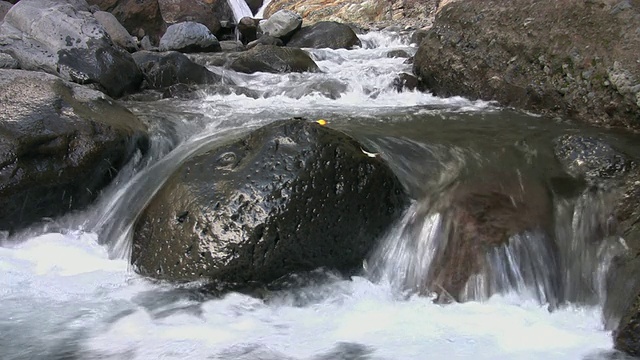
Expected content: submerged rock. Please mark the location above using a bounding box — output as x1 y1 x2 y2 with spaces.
132 118 408 285
286 21 361 49
133 51 223 90
426 171 555 301
229 44 319 74
0 69 149 233
413 0 640 129
0 0 142 97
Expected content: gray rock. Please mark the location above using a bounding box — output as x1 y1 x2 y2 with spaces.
93 10 138 52
258 9 302 40
159 21 221 53
0 0 142 97
247 34 283 49
286 21 361 50
0 52 17 68
140 35 155 51
229 44 318 74
0 69 149 233
132 50 223 89
132 118 408 284
0 1 11 22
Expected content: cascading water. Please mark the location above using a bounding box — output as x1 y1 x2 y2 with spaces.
227 0 253 22
0 31 636 359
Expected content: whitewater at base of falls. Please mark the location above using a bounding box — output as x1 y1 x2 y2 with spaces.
1 30 636 360
0 231 617 360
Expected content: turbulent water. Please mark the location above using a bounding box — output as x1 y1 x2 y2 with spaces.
1 31 637 359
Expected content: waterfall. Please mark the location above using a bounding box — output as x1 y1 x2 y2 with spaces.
367 183 625 308
227 0 253 22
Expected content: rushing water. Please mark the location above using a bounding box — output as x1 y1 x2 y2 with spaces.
1 31 637 359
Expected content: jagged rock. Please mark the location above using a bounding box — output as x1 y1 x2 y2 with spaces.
229 44 318 73
159 21 221 52
286 21 361 49
157 0 222 36
264 0 436 28
86 0 118 11
133 50 223 89
413 0 640 130
258 9 301 41
132 118 408 284
93 10 138 52
0 0 142 97
0 52 18 68
0 69 149 233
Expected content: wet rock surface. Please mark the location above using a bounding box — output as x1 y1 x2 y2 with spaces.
133 51 223 90
286 21 361 49
132 118 408 285
228 44 319 74
413 0 640 130
0 69 149 233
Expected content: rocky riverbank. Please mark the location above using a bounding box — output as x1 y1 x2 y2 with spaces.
2 0 640 357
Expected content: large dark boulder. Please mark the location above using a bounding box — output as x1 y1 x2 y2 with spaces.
286 21 361 49
0 69 149 233
413 0 640 130
132 50 223 89
0 0 143 97
229 44 319 73
132 118 408 284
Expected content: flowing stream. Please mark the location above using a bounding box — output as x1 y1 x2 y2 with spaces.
1 31 638 359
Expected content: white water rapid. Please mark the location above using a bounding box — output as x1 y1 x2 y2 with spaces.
0 31 632 359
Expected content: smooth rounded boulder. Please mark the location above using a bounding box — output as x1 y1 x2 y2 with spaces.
93 10 138 52
229 44 319 73
0 69 149 233
159 21 221 53
286 21 361 50
132 118 408 284
0 0 142 97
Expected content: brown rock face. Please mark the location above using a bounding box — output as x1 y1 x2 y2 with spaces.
427 172 555 299
264 0 436 28
413 0 640 130
110 0 167 44
158 0 222 36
